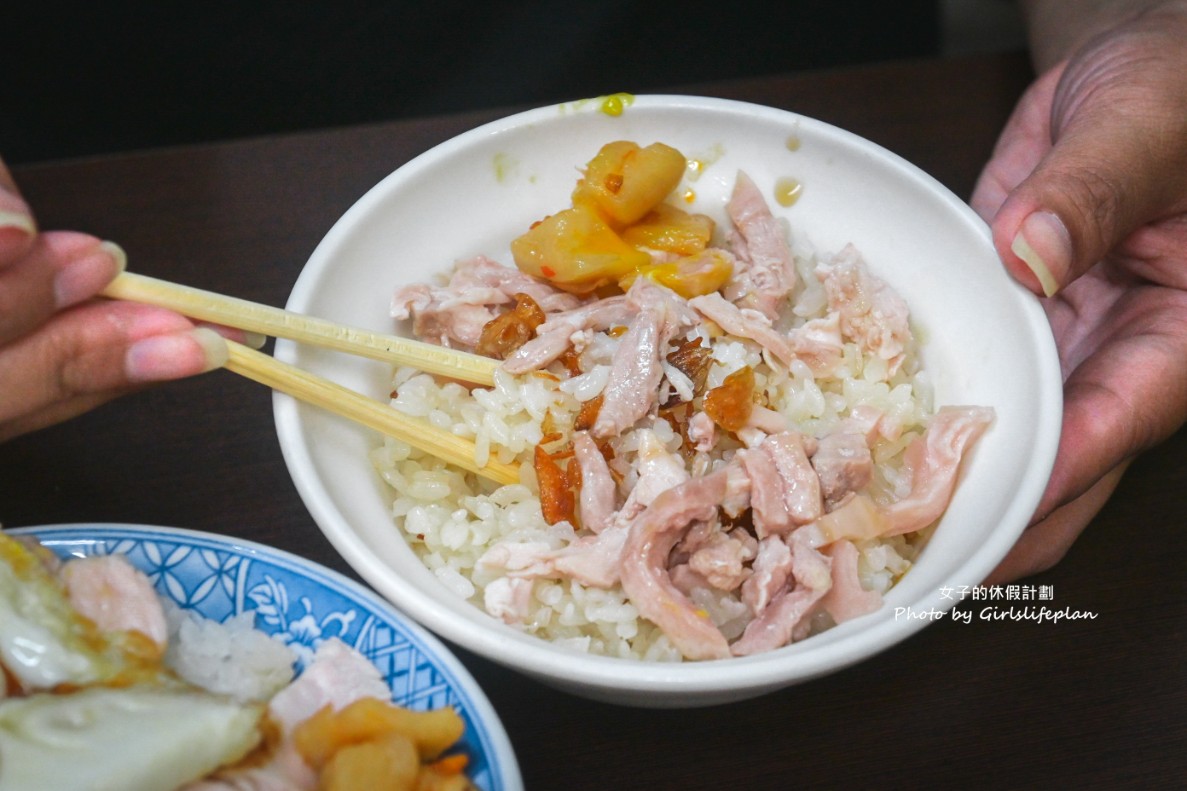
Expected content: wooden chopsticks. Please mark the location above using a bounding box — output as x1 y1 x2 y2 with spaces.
102 272 499 386
102 272 519 486
225 342 520 485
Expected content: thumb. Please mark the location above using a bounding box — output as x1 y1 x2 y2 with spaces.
992 9 1187 296
0 157 36 266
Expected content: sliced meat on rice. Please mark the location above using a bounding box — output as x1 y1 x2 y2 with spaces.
787 312 845 376
762 431 823 527
390 282 495 348
731 529 833 656
591 281 697 439
573 431 618 534
736 432 823 538
722 171 797 321
688 291 796 368
502 295 634 374
883 405 994 536
680 523 755 592
447 255 583 313
817 244 912 376
811 405 994 543
818 540 883 624
811 430 874 510
741 535 793 617
393 255 580 349
620 470 732 660
736 447 789 538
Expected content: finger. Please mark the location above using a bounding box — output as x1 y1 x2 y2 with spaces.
1040 289 1187 519
0 301 228 442
0 157 36 267
0 233 126 345
984 462 1128 585
990 15 1187 296
970 67 1060 226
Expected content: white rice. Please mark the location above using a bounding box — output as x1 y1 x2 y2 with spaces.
163 600 297 703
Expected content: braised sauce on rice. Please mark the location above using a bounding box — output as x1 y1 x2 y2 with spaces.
378 140 993 661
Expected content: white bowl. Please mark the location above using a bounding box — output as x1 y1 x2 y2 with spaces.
274 95 1061 707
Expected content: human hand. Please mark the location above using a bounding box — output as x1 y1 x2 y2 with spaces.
971 1 1187 582
0 157 232 442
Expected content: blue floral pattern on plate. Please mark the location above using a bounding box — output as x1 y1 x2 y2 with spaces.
14 523 522 791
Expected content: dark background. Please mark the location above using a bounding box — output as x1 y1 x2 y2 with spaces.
5 1 947 165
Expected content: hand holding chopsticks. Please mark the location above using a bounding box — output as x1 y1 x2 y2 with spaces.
101 272 519 486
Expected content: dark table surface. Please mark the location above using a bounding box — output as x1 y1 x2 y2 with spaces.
4 51 1185 789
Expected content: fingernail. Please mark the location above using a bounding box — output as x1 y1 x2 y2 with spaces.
125 327 229 382
54 240 128 309
98 240 128 271
194 322 267 349
1010 211 1068 297
0 209 36 236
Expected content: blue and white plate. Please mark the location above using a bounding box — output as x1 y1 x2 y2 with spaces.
11 523 523 791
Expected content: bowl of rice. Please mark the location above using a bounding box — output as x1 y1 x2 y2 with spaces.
274 95 1061 707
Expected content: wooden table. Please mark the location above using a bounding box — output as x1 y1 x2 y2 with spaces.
4 51 1185 788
